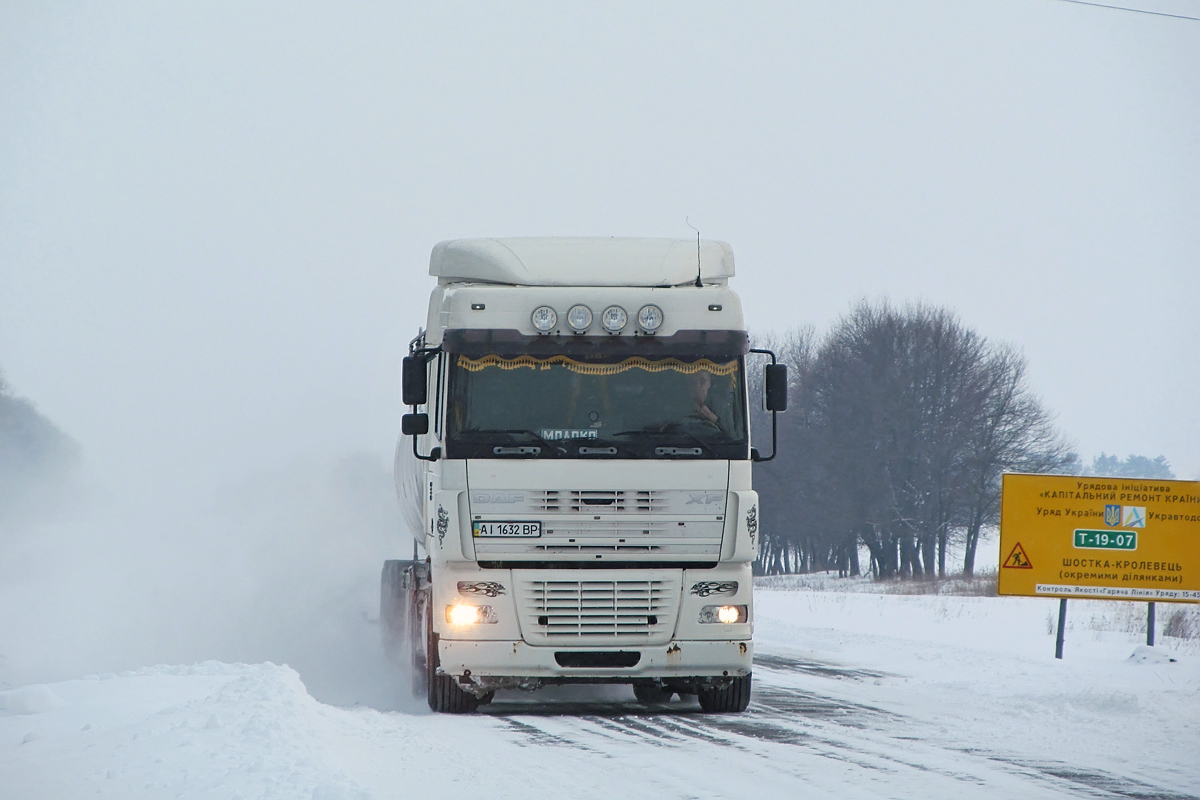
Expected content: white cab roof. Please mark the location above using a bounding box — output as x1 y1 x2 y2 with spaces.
429 237 734 287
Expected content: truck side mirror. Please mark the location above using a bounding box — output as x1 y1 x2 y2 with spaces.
402 356 427 406
764 364 788 412
401 412 429 436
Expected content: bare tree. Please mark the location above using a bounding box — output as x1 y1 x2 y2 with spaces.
749 327 819 575
955 345 1073 575
755 302 1071 580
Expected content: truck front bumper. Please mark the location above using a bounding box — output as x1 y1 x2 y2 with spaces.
437 638 752 687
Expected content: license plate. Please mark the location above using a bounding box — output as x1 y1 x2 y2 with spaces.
473 521 542 538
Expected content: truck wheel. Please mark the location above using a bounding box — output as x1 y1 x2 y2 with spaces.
424 606 480 714
633 683 672 705
410 583 428 698
697 674 752 713
380 560 407 661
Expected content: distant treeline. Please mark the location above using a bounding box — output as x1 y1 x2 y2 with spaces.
0 370 80 525
1065 452 1173 481
749 301 1174 581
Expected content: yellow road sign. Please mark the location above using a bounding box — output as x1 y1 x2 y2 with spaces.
999 473 1200 603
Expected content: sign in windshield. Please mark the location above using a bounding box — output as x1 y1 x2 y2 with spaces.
445 353 748 459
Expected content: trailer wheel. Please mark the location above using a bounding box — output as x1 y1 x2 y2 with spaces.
380 560 407 661
697 674 752 713
633 683 672 705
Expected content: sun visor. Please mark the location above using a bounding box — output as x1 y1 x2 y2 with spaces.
441 329 749 361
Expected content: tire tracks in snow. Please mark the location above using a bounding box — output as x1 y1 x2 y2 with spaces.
478 651 1198 800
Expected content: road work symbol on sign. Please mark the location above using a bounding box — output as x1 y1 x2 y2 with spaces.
1004 542 1033 569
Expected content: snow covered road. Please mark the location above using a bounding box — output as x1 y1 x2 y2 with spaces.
3 588 1198 800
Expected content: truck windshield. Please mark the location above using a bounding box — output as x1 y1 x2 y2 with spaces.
445 353 748 459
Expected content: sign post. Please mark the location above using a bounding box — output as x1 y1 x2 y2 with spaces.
1055 598 1067 659
1000 474 1200 656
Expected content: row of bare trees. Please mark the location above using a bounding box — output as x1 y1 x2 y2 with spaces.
750 302 1072 579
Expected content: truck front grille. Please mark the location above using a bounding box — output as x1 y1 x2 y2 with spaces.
532 490 668 513
517 576 679 645
470 488 727 562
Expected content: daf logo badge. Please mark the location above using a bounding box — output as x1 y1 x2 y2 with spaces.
474 493 524 503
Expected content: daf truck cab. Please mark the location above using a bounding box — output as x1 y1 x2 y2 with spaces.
382 237 786 713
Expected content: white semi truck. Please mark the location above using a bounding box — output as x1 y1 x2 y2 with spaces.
382 237 786 713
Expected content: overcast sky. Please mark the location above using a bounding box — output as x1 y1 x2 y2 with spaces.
2 0 1197 500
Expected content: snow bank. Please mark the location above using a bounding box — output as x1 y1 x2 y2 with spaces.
0 661 385 799
0 685 66 716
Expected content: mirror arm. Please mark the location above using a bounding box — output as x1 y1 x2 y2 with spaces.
412 427 441 462
749 347 779 463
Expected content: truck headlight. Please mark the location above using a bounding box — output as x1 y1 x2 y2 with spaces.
446 604 498 625
699 605 747 624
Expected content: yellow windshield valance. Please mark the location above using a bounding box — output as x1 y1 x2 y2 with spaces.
456 354 739 376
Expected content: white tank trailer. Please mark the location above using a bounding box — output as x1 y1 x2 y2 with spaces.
383 237 787 713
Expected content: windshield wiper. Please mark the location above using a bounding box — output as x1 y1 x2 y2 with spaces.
577 445 618 456
612 427 717 457
476 429 567 456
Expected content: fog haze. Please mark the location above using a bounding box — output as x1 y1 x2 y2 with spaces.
3 0 1198 498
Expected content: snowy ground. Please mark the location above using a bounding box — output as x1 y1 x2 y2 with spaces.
3 478 1196 799
3 583 1197 800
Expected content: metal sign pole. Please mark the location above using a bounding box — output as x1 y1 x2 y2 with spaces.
1147 602 1156 647
1055 598 1068 659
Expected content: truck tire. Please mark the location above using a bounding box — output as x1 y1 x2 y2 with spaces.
410 577 428 698
697 674 752 713
380 560 408 661
425 607 480 714
633 683 672 705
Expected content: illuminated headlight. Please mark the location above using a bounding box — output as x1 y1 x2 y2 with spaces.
600 305 627 333
531 306 557 333
637 304 663 333
699 605 747 624
566 304 592 333
446 604 498 625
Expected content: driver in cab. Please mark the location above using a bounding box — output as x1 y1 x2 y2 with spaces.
686 369 721 432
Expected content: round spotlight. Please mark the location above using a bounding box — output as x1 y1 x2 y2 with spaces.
601 305 628 333
637 304 664 332
566 304 593 332
531 305 557 333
